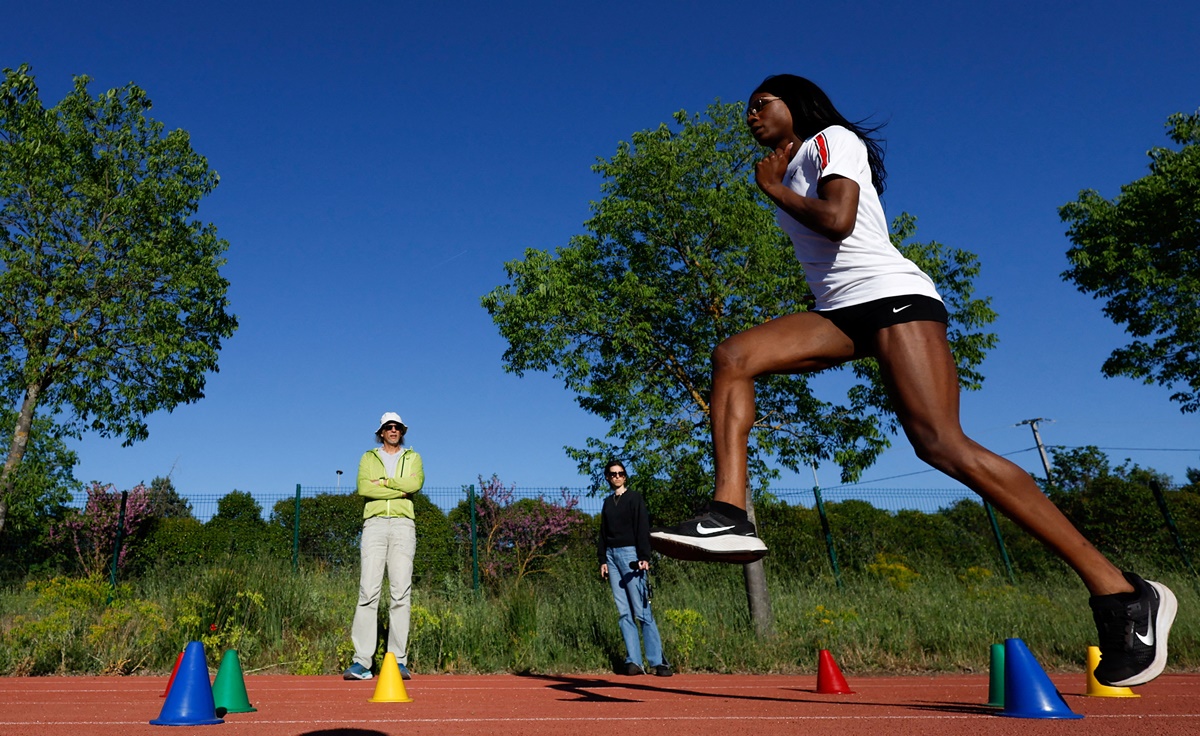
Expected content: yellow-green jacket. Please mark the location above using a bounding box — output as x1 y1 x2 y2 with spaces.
356 447 424 520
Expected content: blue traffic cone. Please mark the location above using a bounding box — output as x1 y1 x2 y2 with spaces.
997 638 1083 720
150 641 224 726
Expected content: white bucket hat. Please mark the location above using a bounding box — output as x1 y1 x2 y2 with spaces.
377 412 407 433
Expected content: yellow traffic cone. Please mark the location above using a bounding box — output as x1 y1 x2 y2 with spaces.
1085 645 1140 698
368 653 413 703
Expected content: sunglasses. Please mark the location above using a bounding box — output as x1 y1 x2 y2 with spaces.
746 96 782 117
606 471 626 478
381 424 404 432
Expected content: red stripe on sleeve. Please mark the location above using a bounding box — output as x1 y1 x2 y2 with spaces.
815 133 830 171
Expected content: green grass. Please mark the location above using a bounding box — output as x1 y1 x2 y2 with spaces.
1 555 1196 677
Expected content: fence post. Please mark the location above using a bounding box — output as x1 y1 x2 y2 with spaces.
1149 479 1197 575
292 483 302 573
983 500 1016 584
812 484 843 590
468 484 480 593
107 490 129 605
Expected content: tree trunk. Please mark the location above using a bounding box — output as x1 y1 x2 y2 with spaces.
0 383 43 535
743 494 773 636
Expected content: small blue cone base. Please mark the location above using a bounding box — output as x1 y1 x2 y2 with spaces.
151 641 224 726
997 638 1083 720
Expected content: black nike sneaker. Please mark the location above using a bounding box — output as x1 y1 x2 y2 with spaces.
1089 571 1178 687
650 507 768 563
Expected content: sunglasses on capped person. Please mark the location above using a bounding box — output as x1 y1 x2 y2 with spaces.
382 423 404 432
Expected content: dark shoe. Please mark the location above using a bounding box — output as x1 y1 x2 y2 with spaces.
397 662 412 680
650 507 768 563
1090 571 1177 687
624 662 644 676
653 664 673 677
342 662 373 680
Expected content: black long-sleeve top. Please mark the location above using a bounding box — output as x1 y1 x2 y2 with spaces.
597 489 652 564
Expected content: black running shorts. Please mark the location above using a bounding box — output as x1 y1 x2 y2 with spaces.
816 294 948 351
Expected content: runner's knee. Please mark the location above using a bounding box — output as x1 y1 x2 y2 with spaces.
712 338 753 379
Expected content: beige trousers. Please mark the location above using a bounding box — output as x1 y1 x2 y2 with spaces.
351 516 416 667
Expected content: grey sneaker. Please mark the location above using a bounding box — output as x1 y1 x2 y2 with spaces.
1090 571 1178 687
342 662 373 680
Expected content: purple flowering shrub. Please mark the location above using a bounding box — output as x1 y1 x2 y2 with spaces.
49 482 151 576
467 474 588 587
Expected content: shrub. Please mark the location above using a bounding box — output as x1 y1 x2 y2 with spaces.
451 475 589 589
271 493 362 567
48 482 152 576
1 575 167 675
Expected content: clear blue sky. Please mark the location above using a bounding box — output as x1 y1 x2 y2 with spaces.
6 0 1198 507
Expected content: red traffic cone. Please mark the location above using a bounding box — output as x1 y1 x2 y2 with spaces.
161 650 184 697
816 649 854 694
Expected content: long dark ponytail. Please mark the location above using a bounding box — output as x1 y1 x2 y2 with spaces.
753 74 888 195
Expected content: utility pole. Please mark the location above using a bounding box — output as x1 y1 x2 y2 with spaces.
336 469 343 492
1017 418 1054 483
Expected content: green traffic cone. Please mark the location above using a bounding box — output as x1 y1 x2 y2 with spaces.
987 642 1005 707
212 649 257 714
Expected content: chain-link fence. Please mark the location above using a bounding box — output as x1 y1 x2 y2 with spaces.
6 480 1194 590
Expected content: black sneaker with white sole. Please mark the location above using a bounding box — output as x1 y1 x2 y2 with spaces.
1089 571 1178 687
650 507 768 563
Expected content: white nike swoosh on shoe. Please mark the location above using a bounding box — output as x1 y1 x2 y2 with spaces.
892 305 912 313
1136 594 1158 646
695 522 735 535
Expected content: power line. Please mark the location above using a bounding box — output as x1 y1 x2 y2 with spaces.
823 443 1198 491
1078 446 1200 453
825 447 1038 489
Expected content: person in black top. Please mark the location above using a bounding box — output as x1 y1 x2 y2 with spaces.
598 460 671 676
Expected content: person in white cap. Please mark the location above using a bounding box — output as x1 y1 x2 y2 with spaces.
342 412 424 681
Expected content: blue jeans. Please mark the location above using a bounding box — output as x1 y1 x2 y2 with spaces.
605 546 667 668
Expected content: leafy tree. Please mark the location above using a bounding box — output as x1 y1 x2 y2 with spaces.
213 490 264 525
483 102 997 633
206 490 283 558
271 492 363 568
1044 445 1197 569
410 491 457 586
0 409 79 574
1060 110 1200 412
0 64 238 534
146 475 193 520
482 101 997 502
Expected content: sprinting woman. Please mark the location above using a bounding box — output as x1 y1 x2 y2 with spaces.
651 73 1176 688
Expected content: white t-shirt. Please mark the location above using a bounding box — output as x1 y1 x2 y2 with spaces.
377 447 403 477
775 125 941 311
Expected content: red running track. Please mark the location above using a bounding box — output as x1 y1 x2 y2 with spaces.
1 672 1198 736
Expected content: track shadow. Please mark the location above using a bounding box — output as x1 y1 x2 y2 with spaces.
777 689 999 715
517 672 805 704
903 700 1002 716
